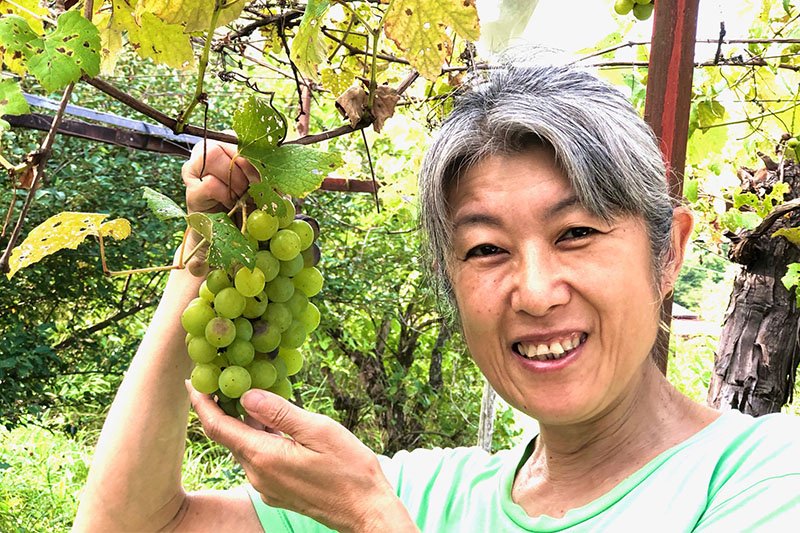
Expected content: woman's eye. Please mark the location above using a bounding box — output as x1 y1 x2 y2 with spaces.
558 227 596 242
464 244 503 259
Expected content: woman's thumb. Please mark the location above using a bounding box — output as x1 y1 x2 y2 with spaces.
240 389 324 442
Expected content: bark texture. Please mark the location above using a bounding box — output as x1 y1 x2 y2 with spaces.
707 156 800 415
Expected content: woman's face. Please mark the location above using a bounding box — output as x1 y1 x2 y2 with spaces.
447 147 671 426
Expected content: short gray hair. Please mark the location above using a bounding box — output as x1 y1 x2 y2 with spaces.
419 64 675 318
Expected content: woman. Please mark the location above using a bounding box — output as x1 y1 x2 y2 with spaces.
73 65 800 532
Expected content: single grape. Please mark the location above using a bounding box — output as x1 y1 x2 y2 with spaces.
205 317 237 348
288 220 314 250
266 275 295 303
188 336 218 364
292 267 323 297
268 377 293 400
234 317 253 340
248 359 278 389
218 397 240 418
206 269 233 294
243 291 269 319
299 302 320 332
614 0 634 15
247 209 279 241
272 357 288 382
280 320 307 349
225 338 256 366
199 280 215 303
255 250 281 282
294 214 320 241
278 197 295 228
279 254 304 278
214 287 246 319
235 266 266 298
270 229 302 261
277 347 304 376
181 300 216 337
191 363 221 394
632 2 653 19
185 332 193 345
264 302 293 332
218 365 252 398
300 243 320 268
251 320 281 353
286 290 308 318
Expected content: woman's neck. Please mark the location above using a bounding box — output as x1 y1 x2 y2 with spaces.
512 362 719 518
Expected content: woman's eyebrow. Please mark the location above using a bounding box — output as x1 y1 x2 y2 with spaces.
545 195 581 218
452 213 503 232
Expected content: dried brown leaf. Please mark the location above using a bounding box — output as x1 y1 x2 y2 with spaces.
371 85 400 133
335 85 368 128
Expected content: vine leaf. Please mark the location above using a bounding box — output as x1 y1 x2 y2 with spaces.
0 15 41 77
185 212 256 270
7 212 131 279
371 85 400 133
383 0 481 80
772 227 800 246
0 11 101 92
245 145 341 198
142 187 186 220
720 209 761 232
135 0 246 33
0 0 48 35
781 263 800 305
233 95 286 150
290 0 330 81
0 78 30 131
248 181 286 217
92 11 124 75
335 85 367 127
320 67 356 98
111 0 193 69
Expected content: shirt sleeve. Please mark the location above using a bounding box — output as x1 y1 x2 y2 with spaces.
245 484 336 533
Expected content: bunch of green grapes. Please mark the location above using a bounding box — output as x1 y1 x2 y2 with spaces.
614 0 654 21
180 197 323 418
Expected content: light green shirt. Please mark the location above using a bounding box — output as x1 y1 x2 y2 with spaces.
247 409 800 532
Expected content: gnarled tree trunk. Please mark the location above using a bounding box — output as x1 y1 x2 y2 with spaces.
707 156 800 415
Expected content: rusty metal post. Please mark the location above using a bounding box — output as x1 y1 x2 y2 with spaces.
643 0 701 374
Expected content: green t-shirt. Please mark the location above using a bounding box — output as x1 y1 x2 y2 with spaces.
247 409 800 532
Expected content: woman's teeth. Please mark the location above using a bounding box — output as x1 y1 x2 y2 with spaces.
515 334 587 361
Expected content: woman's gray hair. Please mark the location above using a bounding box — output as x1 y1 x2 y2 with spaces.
419 64 675 319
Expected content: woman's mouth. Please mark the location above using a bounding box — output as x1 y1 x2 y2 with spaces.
513 333 588 362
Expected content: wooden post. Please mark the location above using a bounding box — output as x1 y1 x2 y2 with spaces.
477 379 496 452
643 0 701 374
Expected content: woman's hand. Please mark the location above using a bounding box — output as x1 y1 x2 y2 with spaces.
187 384 420 533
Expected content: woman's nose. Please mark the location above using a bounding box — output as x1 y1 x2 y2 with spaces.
509 248 571 316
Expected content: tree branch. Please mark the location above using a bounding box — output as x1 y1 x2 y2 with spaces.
55 299 158 350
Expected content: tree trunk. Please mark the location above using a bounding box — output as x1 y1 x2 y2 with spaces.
477 379 496 452
707 156 800 415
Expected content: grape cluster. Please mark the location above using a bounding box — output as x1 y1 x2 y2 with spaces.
614 0 654 21
181 197 323 417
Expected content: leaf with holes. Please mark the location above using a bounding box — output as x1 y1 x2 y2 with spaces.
135 0 246 33
23 11 101 92
772 227 800 246
0 77 29 131
290 0 330 81
248 180 286 217
233 95 287 151
185 212 256 270
7 212 130 279
92 11 124 75
320 67 356 97
383 0 480 80
0 14 39 76
142 187 186 220
243 145 341 198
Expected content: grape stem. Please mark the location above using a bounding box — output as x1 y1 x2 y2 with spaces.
98 227 208 277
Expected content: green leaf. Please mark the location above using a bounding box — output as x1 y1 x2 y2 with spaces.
0 77 30 131
695 99 726 130
141 187 186 220
243 145 341 198
0 14 39 74
384 0 481 80
24 11 101 92
721 209 762 232
684 178 698 203
784 0 793 16
772 227 800 246
185 212 255 270
232 95 286 150
759 182 790 217
248 180 286 217
290 0 329 81
733 190 759 210
781 263 800 306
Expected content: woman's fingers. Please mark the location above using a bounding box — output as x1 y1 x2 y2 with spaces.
182 141 262 214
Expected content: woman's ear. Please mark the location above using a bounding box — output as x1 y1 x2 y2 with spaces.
661 206 694 297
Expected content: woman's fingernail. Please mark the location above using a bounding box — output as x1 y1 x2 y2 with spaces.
241 389 267 410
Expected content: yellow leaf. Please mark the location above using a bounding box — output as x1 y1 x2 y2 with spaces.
135 0 246 33
93 11 124 75
112 0 194 69
320 67 356 97
384 0 480 80
7 212 131 279
0 0 47 34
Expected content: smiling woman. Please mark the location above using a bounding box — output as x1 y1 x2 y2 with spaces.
73 64 800 533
